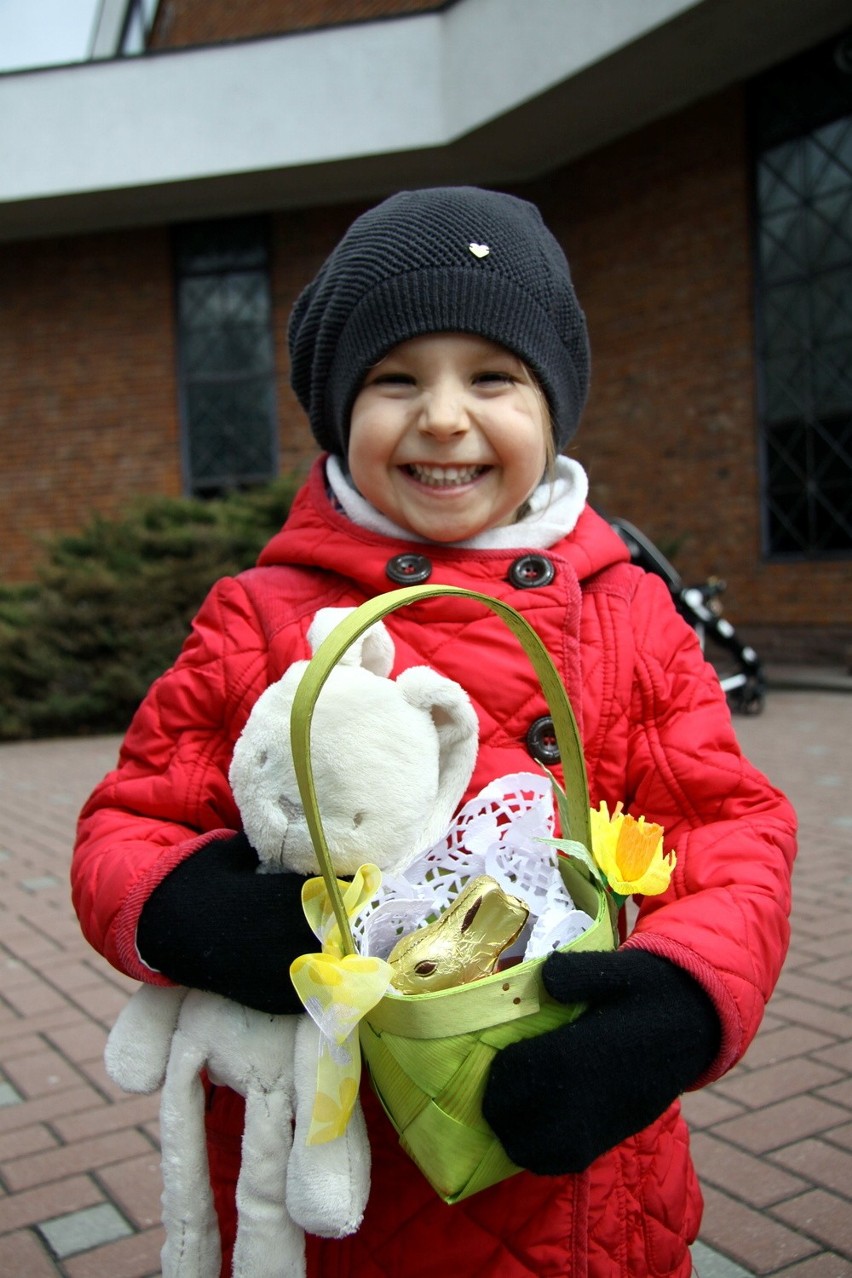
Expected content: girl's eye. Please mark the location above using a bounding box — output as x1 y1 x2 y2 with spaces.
474 371 514 386
367 372 416 389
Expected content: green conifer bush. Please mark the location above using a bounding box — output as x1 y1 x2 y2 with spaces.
0 477 299 740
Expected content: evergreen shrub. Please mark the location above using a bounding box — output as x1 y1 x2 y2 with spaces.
0 477 300 740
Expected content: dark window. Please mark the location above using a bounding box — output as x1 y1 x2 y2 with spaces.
749 32 852 558
173 217 278 495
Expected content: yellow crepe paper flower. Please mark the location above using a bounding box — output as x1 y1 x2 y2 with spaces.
589 801 676 900
542 770 676 908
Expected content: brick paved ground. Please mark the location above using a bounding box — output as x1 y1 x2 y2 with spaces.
0 688 850 1277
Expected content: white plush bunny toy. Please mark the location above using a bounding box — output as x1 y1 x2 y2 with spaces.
104 607 479 1278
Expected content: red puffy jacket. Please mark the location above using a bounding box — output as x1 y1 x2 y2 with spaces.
73 459 796 1277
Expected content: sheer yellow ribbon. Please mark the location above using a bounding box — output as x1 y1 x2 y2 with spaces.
290 864 392 1145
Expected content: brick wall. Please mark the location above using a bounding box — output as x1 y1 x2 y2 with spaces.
0 228 182 583
150 0 447 48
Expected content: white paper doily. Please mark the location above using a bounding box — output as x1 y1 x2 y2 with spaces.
351 772 594 964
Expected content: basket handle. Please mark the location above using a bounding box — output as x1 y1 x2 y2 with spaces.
289 584 591 954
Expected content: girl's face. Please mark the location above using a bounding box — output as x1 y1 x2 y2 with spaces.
348 333 550 543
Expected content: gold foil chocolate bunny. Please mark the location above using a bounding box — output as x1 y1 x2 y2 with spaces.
388 875 529 994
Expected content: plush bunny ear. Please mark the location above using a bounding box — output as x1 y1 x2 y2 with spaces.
395 667 479 849
306 608 394 677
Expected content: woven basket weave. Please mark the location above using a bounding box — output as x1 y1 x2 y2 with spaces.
289 585 617 1204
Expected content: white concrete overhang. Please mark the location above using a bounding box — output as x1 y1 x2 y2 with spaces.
0 0 849 241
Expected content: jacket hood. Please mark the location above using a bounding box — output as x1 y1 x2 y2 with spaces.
258 458 631 591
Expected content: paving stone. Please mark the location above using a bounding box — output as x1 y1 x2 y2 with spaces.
770 1188 852 1259
1 980 70 1019
20 876 62 893
0 1003 85 1043
32 958 118 995
681 1087 745 1129
37 1201 133 1259
827 1122 852 1151
711 1095 852 1155
0 1174 103 1233
0 1227 61 1277
771 1256 852 1276
97 1151 164 1230
699 1183 819 1274
815 1077 852 1111
3 1129 153 1192
753 1012 786 1034
766 998 852 1041
770 1138 852 1198
2 1047 86 1100
44 1018 109 1065
712 1057 844 1109
804 954 852 984
788 931 852 961
0 955 38 988
0 929 63 963
692 1239 755 1277
691 1131 807 1208
0 1084 105 1135
0 1122 58 1163
0 1082 22 1108
737 1025 836 1070
61 1224 164 1278
52 1093 161 1144
1 1032 55 1061
775 969 852 1008
813 1041 852 1072
68 980 134 1025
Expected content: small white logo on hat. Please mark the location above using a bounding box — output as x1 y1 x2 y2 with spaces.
468 242 490 258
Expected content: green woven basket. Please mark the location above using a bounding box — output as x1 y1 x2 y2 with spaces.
289 585 617 1204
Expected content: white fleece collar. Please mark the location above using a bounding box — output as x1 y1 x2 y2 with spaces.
325 454 588 550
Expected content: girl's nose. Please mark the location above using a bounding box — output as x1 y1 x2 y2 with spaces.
419 378 468 437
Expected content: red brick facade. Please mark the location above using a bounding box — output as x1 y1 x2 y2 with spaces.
0 228 183 582
150 0 447 48
1 86 848 656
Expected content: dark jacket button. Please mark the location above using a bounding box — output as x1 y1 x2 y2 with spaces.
386 553 432 585
508 554 555 589
526 716 561 764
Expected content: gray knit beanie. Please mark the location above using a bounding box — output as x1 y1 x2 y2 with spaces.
288 187 590 455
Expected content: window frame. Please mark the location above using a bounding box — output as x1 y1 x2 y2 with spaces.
172 215 280 498
748 31 852 561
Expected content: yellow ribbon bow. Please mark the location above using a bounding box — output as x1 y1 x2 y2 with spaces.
290 864 392 1145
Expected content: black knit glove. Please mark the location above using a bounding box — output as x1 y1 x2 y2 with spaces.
136 833 316 1015
482 949 720 1175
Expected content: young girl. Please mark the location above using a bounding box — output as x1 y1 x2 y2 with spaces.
72 186 796 1278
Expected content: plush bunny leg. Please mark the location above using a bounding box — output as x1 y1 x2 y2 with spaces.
159 1026 222 1278
232 1083 304 1278
285 1017 371 1238
105 984 187 1093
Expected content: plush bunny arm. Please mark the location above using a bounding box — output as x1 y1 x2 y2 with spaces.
482 950 720 1176
137 833 316 1014
104 984 187 1093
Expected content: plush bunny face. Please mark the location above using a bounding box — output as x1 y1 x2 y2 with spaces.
229 610 479 877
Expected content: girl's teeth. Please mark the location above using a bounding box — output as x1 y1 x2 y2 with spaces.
409 464 483 487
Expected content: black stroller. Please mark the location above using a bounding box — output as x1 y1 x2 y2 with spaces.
607 517 765 714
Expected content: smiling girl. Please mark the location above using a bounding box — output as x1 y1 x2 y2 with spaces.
73 186 796 1278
